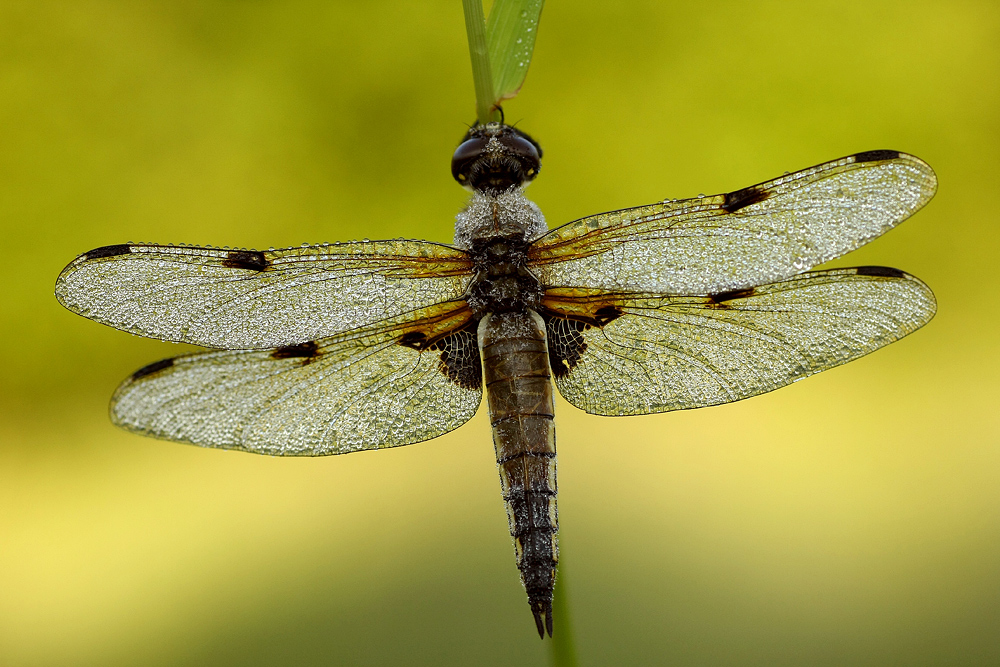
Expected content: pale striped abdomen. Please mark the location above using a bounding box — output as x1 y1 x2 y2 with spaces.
478 310 558 638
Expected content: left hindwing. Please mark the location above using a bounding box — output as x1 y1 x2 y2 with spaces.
540 268 935 416
111 303 482 455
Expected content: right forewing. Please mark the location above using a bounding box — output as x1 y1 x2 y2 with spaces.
55 240 473 349
530 151 937 296
110 303 483 455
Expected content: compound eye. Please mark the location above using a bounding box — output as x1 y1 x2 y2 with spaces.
500 134 540 162
451 136 488 184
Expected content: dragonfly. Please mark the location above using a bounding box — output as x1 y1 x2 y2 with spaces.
55 123 937 638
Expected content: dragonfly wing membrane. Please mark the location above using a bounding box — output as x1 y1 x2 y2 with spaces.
111 304 482 455
530 151 937 295
542 268 935 416
55 240 473 349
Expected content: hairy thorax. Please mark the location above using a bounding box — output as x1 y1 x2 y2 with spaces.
454 188 547 249
456 188 547 317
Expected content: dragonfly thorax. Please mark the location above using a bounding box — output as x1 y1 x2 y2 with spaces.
465 236 542 315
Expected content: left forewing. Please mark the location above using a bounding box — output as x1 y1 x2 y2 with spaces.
111 303 483 455
541 267 935 416
55 240 472 349
529 151 936 296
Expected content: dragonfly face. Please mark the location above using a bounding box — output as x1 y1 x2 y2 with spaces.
54 124 938 639
452 122 542 192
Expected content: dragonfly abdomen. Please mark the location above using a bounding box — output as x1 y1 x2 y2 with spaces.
479 310 558 638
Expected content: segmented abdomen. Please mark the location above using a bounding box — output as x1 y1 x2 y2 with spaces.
479 310 558 638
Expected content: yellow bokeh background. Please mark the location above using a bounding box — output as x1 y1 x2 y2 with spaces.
3 1 998 664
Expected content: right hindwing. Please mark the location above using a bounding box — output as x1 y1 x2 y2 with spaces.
539 268 936 416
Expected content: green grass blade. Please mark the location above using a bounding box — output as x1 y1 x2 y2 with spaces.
486 0 544 102
462 0 499 124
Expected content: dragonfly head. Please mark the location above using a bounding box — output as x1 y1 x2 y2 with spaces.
452 122 542 193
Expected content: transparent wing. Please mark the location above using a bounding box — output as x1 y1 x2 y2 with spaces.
541 267 935 416
55 240 473 349
530 151 937 295
110 303 483 455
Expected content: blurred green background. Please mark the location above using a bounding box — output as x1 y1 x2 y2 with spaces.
2 1 998 665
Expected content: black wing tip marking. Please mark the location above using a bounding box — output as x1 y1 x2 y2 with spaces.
709 287 756 304
84 244 133 260
855 265 907 278
221 249 270 272
852 150 901 163
722 185 771 213
271 341 321 360
131 357 174 380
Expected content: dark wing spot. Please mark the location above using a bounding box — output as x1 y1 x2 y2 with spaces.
131 358 174 380
222 250 269 272
855 266 906 278
398 331 428 350
271 341 321 359
722 185 770 213
593 306 623 325
853 150 900 163
709 287 755 305
85 244 132 260
434 324 482 390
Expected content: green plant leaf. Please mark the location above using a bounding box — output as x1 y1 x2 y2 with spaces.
463 0 543 123
486 0 544 103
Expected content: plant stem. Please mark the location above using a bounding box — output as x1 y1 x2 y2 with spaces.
549 561 579 667
462 0 499 124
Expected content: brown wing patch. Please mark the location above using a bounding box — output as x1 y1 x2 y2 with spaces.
540 289 628 377
395 303 481 390
429 322 482 390
543 316 588 377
